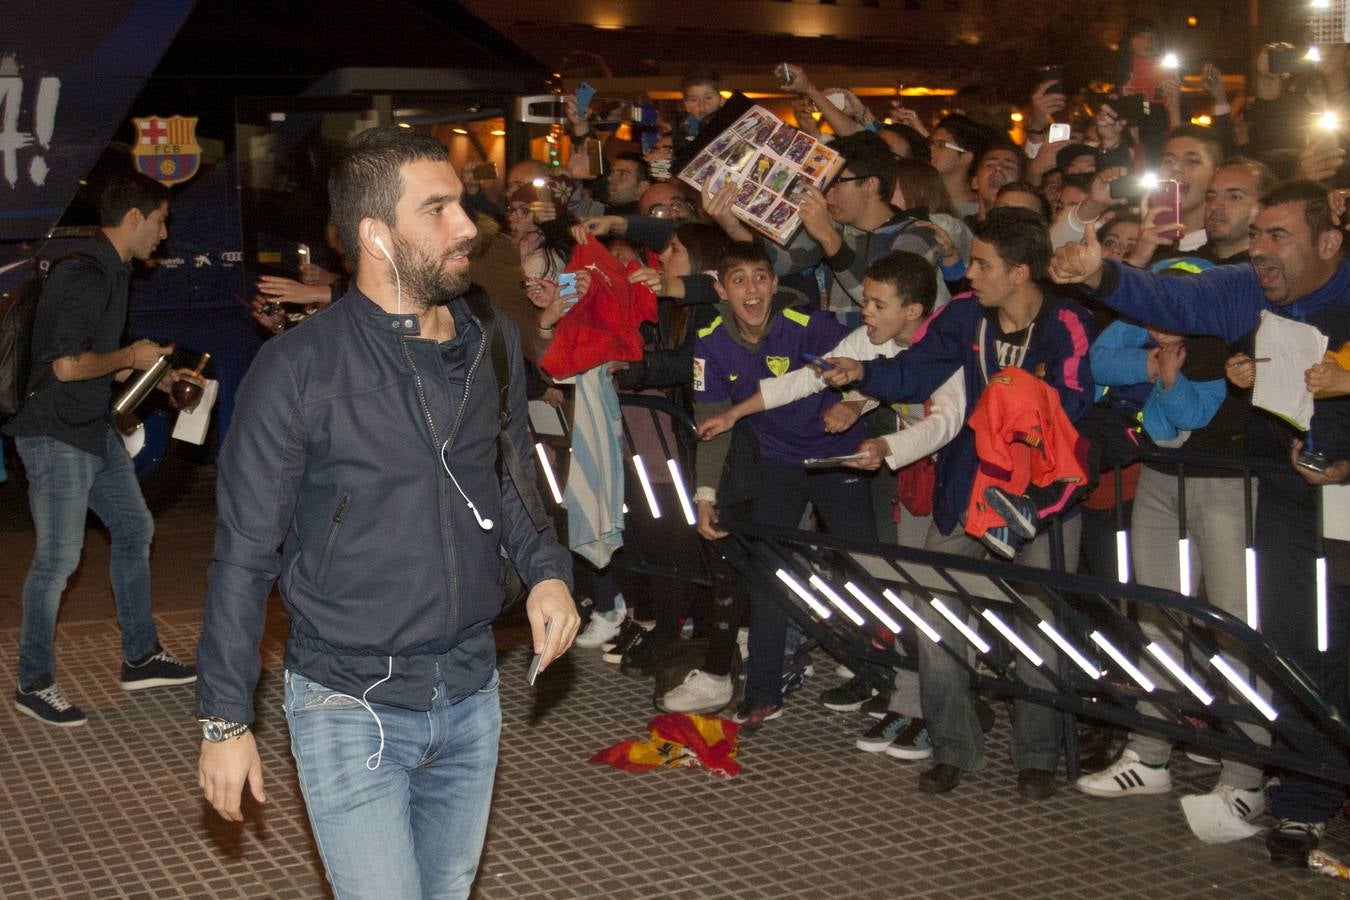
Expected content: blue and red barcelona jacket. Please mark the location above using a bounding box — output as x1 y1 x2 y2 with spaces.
857 290 1096 535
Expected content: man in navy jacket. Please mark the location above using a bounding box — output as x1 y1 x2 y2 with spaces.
1051 180 1350 867
826 207 1096 801
195 128 577 898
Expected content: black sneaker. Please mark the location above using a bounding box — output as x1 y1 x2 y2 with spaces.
602 621 649 664
15 679 87 727
619 631 660 678
730 699 783 731
820 674 876 712
781 664 808 698
862 692 893 719
121 646 197 691
984 486 1041 540
980 525 1024 561
601 617 642 654
1266 819 1325 868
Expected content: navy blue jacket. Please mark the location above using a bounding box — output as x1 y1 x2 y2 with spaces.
858 290 1096 534
1086 258 1350 500
196 288 572 723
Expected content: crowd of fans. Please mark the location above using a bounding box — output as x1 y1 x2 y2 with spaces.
257 17 1350 871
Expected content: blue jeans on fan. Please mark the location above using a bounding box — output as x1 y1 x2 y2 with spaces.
16 428 158 688
284 665 502 899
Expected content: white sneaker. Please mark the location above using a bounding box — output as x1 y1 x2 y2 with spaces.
1180 784 1265 844
658 669 733 714
737 627 749 665
1075 749 1173 797
575 611 624 649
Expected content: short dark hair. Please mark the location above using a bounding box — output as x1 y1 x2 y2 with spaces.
99 172 170 227
865 250 938 317
681 67 721 92
934 114 994 177
1163 124 1223 169
1217 155 1278 197
978 140 1024 176
831 131 898 200
716 241 773 280
328 127 449 273
996 181 1052 221
878 122 931 162
614 151 652 185
1260 180 1337 239
974 206 1052 280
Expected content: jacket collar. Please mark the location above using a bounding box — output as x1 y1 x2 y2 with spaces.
343 286 484 339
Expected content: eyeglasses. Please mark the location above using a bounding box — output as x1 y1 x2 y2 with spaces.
928 138 968 155
828 175 868 189
506 205 532 217
648 199 693 218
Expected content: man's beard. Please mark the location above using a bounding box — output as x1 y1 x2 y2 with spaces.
391 233 474 311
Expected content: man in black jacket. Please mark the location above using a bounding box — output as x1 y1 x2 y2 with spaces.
195 128 577 898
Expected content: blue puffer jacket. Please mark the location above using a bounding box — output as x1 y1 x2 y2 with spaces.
196 287 572 723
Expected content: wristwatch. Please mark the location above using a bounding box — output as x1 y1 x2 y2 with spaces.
199 717 250 742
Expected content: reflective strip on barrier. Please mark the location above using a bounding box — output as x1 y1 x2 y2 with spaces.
808 574 865 627
776 569 832 619
1091 630 1155 693
981 608 1044 668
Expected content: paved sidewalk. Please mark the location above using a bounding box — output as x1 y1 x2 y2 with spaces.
2 469 1348 897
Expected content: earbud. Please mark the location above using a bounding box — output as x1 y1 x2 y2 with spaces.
441 439 494 532
371 232 402 314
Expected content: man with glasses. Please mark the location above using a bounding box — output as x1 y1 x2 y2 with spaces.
928 114 995 220
766 131 948 327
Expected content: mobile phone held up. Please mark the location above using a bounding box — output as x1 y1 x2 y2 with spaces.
1048 123 1071 143
1269 46 1316 76
557 272 579 310
1038 64 1065 97
778 63 793 87
801 351 835 371
574 81 597 118
1145 179 1183 240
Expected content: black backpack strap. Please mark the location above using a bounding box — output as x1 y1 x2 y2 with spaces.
23 252 111 405
465 287 551 532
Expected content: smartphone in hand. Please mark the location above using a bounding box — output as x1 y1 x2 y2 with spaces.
558 272 579 309
1146 179 1183 240
527 620 554 685
575 82 597 118
801 352 836 371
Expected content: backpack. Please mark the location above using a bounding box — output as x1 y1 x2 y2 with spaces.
0 253 105 419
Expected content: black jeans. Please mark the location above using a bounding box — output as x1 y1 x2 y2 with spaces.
742 459 875 706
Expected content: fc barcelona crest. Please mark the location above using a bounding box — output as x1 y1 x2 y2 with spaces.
132 115 201 186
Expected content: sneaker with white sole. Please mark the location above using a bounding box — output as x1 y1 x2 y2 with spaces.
983 486 1041 540
603 622 650 664
884 717 933 760
120 647 196 691
15 679 87 727
601 617 641 653
659 669 733 714
1266 818 1325 868
1180 784 1265 844
575 610 625 649
819 675 876 712
979 525 1024 561
730 699 783 730
1075 749 1172 797
856 712 910 753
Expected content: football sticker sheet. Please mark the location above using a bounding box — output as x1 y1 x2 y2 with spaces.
678 106 845 246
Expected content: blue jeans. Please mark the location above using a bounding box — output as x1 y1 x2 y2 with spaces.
16 429 158 687
284 665 502 899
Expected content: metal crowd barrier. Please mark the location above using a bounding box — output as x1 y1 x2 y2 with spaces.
532 394 1350 785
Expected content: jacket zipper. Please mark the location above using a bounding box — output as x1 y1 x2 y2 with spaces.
401 324 489 638
315 493 350 590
